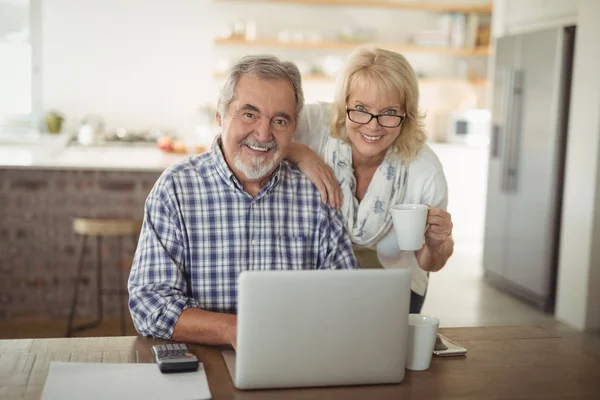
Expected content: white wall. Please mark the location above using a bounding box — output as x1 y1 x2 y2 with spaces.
555 0 600 331
40 0 488 139
42 0 223 136
591 133 600 329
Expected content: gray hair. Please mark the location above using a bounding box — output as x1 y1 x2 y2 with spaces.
218 55 304 118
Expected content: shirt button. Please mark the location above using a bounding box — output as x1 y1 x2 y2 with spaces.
251 239 257 246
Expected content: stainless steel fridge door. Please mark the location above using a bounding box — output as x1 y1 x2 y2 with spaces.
483 35 517 278
504 28 570 302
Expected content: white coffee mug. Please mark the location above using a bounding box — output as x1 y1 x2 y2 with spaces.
390 204 429 251
406 314 439 371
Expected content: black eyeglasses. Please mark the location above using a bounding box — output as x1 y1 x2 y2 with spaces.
346 107 405 128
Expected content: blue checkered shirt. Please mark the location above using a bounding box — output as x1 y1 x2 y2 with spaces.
128 143 357 339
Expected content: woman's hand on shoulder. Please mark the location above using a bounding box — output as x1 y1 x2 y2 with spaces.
290 142 342 209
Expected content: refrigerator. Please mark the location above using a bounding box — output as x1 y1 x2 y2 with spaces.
483 26 576 312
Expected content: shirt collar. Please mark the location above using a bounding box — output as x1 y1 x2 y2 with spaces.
211 136 283 195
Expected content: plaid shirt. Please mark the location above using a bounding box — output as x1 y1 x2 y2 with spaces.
128 143 357 339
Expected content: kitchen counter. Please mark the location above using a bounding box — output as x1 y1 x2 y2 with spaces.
0 130 487 172
0 143 192 172
41 146 191 171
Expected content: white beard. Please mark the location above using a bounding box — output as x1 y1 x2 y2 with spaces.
233 150 278 180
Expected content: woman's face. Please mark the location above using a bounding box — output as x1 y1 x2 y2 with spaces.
345 81 405 164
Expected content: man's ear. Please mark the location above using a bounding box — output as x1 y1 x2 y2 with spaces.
216 101 223 127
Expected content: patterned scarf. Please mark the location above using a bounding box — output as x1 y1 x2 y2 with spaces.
325 137 409 248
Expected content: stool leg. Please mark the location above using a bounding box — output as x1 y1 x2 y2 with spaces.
66 234 88 337
95 235 104 326
117 236 126 336
69 236 109 334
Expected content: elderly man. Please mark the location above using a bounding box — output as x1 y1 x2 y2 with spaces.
128 55 357 348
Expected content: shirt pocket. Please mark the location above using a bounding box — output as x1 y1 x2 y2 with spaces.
272 234 309 270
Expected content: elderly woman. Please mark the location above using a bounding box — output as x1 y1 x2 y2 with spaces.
289 47 454 313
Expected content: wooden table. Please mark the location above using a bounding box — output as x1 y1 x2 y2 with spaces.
1 326 600 399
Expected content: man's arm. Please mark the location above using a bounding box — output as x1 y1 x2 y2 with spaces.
128 187 236 347
172 308 237 348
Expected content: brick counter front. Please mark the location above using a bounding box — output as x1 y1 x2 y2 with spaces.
0 167 161 321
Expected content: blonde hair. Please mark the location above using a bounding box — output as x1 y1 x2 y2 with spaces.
331 47 426 161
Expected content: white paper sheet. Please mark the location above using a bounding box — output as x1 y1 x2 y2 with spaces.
41 362 211 400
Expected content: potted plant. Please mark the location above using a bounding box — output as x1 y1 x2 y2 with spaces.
45 110 64 134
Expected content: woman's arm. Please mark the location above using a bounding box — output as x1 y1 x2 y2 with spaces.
288 141 342 208
289 102 342 208
410 153 453 272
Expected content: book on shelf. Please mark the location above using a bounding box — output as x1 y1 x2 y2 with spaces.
413 12 490 51
465 13 491 49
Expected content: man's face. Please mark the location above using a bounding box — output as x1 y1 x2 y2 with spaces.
217 75 297 182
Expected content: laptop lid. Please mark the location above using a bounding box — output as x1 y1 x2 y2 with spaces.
224 269 411 389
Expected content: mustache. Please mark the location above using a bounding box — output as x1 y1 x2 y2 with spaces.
241 137 277 151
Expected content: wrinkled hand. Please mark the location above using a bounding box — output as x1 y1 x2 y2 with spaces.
424 208 453 250
297 153 342 209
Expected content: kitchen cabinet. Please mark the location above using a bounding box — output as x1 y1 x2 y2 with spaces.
494 0 577 36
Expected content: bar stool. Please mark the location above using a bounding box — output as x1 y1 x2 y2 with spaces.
66 218 142 337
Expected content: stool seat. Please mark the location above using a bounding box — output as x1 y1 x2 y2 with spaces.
73 218 142 237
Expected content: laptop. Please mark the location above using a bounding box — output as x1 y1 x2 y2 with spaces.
222 269 411 390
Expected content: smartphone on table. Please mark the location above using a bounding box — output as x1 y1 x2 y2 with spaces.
433 333 467 357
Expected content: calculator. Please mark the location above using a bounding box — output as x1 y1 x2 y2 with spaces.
152 343 200 373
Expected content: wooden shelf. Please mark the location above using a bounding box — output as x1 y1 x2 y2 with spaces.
220 0 493 13
420 77 489 87
214 72 334 81
213 71 488 87
215 37 489 56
